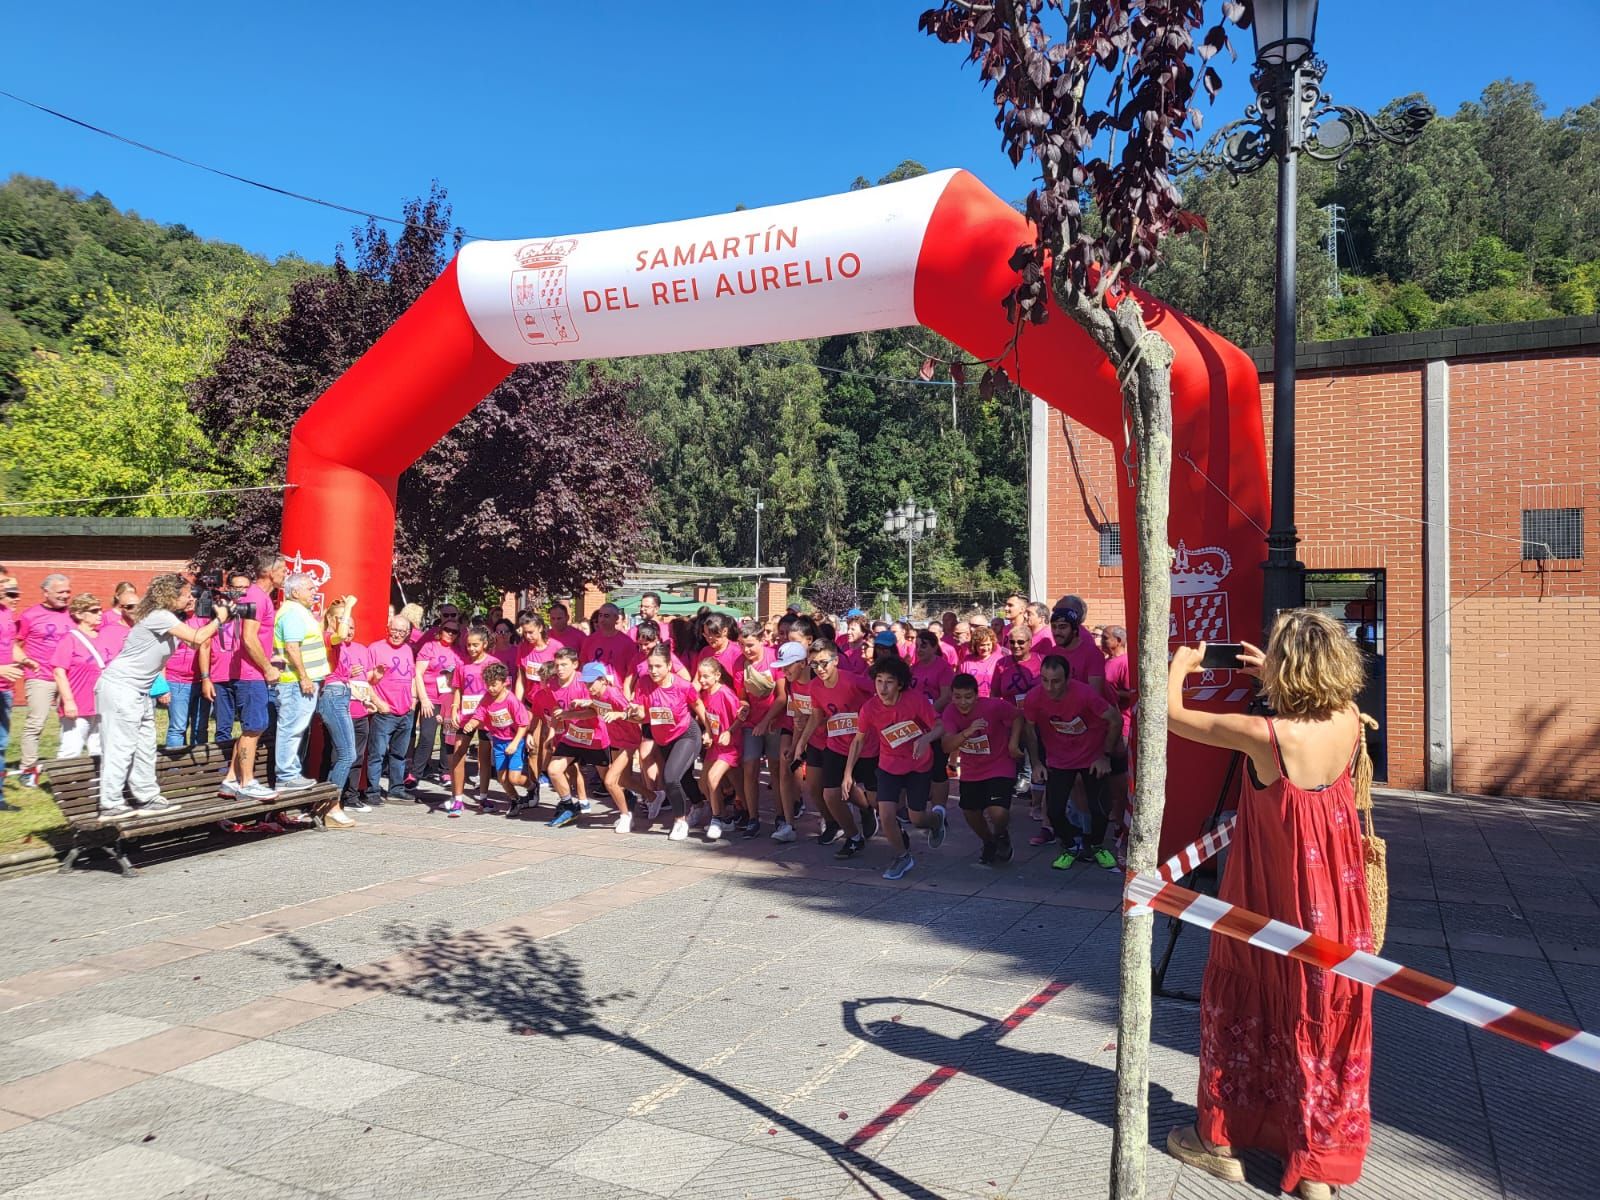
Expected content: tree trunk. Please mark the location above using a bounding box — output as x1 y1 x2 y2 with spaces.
1108 300 1176 1200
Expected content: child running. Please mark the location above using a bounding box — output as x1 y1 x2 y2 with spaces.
627 644 707 840
845 655 945 880
547 650 608 822
453 663 530 814
942 672 1024 865
446 627 496 810
695 657 744 841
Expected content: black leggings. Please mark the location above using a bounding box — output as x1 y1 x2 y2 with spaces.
657 723 703 816
1046 765 1110 848
409 709 443 779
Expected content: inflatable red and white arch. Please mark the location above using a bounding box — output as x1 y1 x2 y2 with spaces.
281 169 1267 854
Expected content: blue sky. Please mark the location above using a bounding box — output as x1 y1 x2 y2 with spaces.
3 1 1597 262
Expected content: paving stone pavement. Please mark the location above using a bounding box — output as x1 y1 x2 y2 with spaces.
0 782 1596 1199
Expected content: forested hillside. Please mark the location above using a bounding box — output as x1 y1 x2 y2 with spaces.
0 79 1594 598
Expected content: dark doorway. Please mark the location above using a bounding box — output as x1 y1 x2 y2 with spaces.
1304 569 1387 781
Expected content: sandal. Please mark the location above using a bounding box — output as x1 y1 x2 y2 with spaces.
1165 1125 1243 1183
1297 1184 1337 1200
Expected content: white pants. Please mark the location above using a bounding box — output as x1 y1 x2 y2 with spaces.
57 715 102 759
95 680 158 811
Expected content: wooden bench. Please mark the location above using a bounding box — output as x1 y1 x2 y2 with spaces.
45 742 340 877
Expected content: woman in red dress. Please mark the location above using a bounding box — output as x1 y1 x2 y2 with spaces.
1165 610 1374 1200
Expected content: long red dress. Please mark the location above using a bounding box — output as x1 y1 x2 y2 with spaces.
1196 717 1374 1192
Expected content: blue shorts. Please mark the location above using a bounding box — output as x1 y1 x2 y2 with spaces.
492 739 526 774
213 679 271 738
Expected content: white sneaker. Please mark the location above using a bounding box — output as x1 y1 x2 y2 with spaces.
647 791 667 819
771 821 796 843
669 817 690 841
706 818 725 841
614 811 633 834
687 803 709 830
238 781 277 801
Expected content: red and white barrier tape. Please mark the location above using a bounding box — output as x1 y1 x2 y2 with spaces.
1122 865 1600 1074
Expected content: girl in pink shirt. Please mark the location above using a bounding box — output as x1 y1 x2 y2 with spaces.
625 645 707 840
696 658 744 840
962 626 1004 698
447 628 496 807
50 595 105 758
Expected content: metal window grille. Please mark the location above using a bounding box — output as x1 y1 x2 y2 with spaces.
1098 523 1123 568
1521 508 1584 561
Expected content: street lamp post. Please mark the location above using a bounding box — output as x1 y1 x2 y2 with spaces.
1172 0 1431 632
749 487 764 569
882 500 938 617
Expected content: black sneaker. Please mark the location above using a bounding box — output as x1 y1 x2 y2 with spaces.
860 807 880 841
817 820 843 846
978 841 997 866
996 832 1015 863
367 795 386 808
834 835 865 860
741 819 761 838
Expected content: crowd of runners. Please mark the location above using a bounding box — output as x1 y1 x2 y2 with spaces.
2 558 1136 882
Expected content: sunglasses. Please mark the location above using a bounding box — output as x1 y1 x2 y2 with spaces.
120 603 137 611
2 590 19 597
808 659 836 673
442 624 461 632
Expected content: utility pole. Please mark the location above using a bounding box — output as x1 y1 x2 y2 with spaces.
1322 202 1344 298
749 487 764 569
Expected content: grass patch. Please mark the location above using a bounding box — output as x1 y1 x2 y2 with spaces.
3 702 171 857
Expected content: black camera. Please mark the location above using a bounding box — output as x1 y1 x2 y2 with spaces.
194 570 255 622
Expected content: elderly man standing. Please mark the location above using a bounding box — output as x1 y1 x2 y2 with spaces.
273 572 329 792
17 573 73 788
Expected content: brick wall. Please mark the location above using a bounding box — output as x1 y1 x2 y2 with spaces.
0 536 199 613
1042 319 1600 801
1447 351 1600 797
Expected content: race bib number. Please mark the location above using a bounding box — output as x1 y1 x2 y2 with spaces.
648 705 674 727
437 671 453 692
564 724 595 747
960 732 991 756
1049 715 1087 737
590 698 615 715
460 693 484 715
523 659 541 679
881 719 922 749
789 693 813 717
350 680 375 705
825 712 859 739
489 707 515 730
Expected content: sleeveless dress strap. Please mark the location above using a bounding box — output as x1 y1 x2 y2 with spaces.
1345 703 1364 777
1264 716 1289 777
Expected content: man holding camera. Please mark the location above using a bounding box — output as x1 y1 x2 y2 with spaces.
213 552 285 802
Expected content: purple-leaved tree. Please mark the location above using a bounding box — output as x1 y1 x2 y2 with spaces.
920 3 1246 1195
189 186 655 608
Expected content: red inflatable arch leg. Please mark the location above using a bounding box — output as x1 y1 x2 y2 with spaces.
280 169 1266 856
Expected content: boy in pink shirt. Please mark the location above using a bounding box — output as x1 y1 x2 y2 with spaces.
454 662 530 814
792 639 877 858
942 674 1024 865
547 649 608 822
845 655 945 880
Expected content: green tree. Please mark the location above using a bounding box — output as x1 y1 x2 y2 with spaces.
0 277 264 515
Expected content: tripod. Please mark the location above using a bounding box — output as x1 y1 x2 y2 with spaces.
1150 747 1242 1003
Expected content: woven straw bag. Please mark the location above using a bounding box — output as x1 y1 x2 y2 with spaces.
743 663 777 700
1351 712 1388 953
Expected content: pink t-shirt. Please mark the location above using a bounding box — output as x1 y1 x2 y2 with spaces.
163 616 209 684
937 639 960 668
1043 632 1108 688
910 656 954 710
465 692 530 744
1104 652 1134 736
552 679 608 751
514 640 557 688
780 674 809 734
590 683 640 750
367 639 417 713
1022 680 1112 771
97 615 134 663
228 584 275 683
692 641 745 694
639 674 696 743
19 604 73 683
546 625 585 655
1030 626 1056 655
859 691 938 774
700 683 743 766
453 655 494 722
0 605 15 668
415 639 463 705
582 630 640 679
942 697 1021 781
332 641 376 719
992 654 1042 709
631 651 686 696
739 647 779 727
962 649 1004 699
50 628 104 716
807 670 872 752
